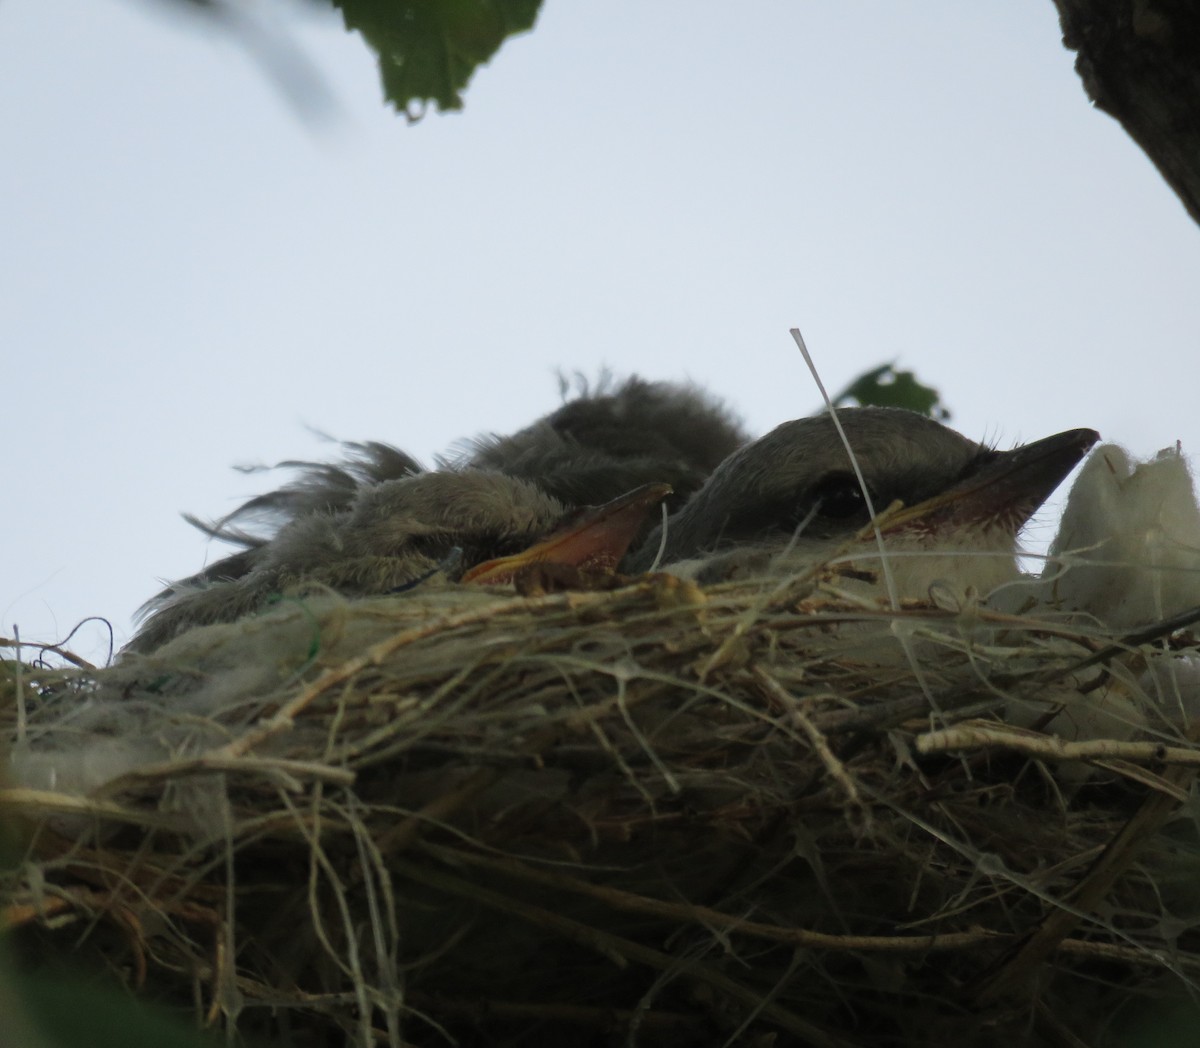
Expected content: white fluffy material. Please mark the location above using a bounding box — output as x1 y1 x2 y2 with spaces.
1043 443 1200 629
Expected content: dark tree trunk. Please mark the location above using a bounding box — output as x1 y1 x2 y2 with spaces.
1054 0 1200 225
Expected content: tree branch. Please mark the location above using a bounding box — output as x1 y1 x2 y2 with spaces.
1054 0 1200 225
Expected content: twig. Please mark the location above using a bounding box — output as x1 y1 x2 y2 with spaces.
918 720 1200 771
753 666 868 824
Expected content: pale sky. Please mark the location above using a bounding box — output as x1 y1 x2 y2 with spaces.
3 1 1198 664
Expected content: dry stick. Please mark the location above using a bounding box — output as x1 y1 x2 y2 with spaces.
1064 603 1200 674
1053 936 1200 972
0 634 96 671
919 722 1200 780
919 723 1188 800
418 840 1004 954
390 857 852 1048
752 666 867 820
972 758 1199 1006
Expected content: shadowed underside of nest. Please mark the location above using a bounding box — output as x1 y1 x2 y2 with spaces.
4 574 1200 1047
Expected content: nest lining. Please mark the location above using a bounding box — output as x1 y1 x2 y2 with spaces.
3 571 1200 1048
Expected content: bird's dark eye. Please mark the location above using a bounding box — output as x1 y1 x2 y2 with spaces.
809 472 870 520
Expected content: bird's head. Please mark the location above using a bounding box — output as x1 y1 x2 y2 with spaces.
626 407 1099 600
461 481 673 586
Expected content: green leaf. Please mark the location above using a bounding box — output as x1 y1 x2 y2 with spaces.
0 967 225 1048
333 0 543 117
831 363 950 420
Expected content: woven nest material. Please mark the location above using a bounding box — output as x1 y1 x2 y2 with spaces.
4 571 1200 1047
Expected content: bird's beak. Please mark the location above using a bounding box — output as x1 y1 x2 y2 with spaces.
878 427 1100 535
462 482 673 585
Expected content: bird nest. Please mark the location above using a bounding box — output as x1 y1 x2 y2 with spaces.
4 571 1200 1047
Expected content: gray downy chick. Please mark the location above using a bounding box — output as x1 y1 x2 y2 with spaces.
129 472 669 654
128 376 737 653
462 375 747 511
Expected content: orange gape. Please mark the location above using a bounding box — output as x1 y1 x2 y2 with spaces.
462 483 672 585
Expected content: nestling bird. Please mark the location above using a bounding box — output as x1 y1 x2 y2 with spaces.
461 374 747 510
625 408 1099 604
127 378 742 653
128 472 670 653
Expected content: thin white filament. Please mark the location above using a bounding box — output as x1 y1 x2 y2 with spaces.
789 327 900 612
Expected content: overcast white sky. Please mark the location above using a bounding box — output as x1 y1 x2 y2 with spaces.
3 1 1198 664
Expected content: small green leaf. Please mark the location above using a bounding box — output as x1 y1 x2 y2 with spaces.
333 0 543 117
832 363 950 420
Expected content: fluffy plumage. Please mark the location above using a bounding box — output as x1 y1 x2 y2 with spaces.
128 472 570 654
129 377 744 653
462 375 747 509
